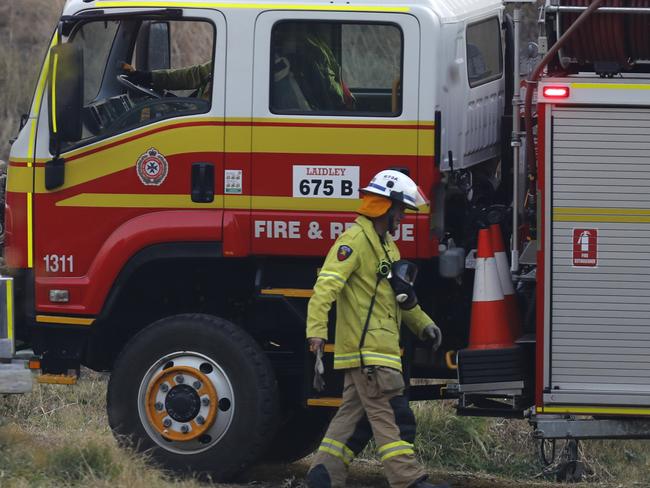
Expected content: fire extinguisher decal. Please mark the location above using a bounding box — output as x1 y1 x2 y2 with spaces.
572 228 598 267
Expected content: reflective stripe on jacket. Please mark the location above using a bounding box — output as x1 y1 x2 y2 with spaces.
306 216 432 372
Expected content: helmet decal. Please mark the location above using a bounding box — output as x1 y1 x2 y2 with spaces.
361 169 428 211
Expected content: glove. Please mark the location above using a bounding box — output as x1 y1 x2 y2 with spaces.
125 69 153 86
313 347 325 392
308 337 325 354
423 324 442 352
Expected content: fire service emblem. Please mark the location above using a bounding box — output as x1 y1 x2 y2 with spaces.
136 148 169 186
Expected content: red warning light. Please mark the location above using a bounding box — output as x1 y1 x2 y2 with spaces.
543 86 570 98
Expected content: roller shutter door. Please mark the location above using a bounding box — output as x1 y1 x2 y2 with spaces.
550 106 650 405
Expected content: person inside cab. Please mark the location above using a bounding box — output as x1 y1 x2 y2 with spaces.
271 22 355 112
122 61 212 99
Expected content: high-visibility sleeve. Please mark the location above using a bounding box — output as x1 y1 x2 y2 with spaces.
152 61 212 91
307 235 360 340
402 304 434 340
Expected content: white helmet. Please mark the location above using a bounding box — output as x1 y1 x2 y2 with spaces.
361 170 428 211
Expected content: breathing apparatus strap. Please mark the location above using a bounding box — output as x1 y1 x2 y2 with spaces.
358 273 383 365
358 232 393 367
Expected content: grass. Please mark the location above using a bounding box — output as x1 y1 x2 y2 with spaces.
0 373 212 488
2 373 649 487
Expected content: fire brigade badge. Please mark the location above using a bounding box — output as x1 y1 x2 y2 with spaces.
136 148 168 186
337 245 353 261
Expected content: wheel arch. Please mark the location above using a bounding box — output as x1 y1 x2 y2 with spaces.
84 242 258 370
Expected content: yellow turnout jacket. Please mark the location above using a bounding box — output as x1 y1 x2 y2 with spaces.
307 216 432 372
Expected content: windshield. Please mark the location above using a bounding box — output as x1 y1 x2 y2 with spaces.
59 17 215 151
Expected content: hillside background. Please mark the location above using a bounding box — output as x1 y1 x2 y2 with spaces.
0 0 65 162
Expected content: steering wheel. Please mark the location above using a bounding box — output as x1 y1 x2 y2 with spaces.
117 74 161 99
104 97 209 134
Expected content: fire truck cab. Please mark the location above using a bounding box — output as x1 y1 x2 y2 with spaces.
3 0 509 477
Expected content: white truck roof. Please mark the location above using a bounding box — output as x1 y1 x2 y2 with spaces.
64 0 503 22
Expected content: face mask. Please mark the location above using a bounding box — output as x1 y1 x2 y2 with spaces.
388 259 419 310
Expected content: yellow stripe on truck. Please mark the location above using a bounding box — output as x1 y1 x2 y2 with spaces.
572 83 650 91
29 121 428 193
554 207 650 224
35 315 95 326
6 280 14 341
55 194 351 211
252 125 420 156
35 124 223 193
27 192 33 268
96 1 410 12
51 53 59 134
538 405 650 416
6 167 34 193
57 194 431 213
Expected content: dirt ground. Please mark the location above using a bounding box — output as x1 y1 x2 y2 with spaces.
217 459 566 488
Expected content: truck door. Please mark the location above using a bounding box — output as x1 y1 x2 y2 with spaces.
32 9 226 317
251 11 421 258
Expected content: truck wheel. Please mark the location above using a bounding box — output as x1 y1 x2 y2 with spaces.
107 314 279 480
263 407 333 463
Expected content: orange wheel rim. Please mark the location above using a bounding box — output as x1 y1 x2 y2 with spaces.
145 365 218 442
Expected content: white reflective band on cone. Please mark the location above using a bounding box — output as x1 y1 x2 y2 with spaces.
472 257 504 302
494 251 515 296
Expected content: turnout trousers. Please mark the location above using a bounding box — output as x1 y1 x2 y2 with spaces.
307 367 427 488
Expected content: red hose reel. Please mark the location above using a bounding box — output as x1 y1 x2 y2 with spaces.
559 0 650 69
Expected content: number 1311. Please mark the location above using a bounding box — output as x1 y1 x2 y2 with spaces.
43 255 74 273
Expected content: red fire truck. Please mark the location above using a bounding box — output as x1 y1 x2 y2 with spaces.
2 0 650 482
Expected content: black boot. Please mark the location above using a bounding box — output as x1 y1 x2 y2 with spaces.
306 464 332 488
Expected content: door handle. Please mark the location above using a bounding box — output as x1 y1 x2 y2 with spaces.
191 163 214 203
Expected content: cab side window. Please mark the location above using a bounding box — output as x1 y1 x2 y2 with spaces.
270 21 403 116
62 18 215 152
466 17 503 87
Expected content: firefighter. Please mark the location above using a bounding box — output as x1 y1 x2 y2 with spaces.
306 170 449 488
122 62 212 99
284 24 355 111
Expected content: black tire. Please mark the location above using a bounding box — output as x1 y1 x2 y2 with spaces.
107 313 279 480
263 407 333 463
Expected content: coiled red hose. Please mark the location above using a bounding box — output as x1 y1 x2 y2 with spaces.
560 0 650 68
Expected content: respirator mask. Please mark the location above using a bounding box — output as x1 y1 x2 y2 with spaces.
387 259 419 310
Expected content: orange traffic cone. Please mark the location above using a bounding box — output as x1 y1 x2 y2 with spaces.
468 228 516 350
489 223 522 339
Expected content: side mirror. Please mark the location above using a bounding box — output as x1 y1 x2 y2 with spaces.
136 21 171 71
47 43 83 190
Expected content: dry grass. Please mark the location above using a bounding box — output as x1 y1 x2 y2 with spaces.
0 373 232 488
1 374 650 487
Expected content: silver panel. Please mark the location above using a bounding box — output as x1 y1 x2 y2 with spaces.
545 391 650 406
549 106 650 404
533 417 650 440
